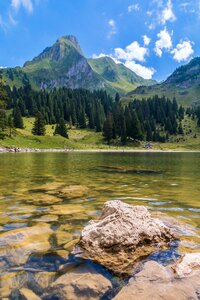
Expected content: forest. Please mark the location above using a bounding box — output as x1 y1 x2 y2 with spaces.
0 79 199 145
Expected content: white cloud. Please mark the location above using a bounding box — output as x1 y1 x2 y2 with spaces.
92 40 155 79
124 61 155 79
154 27 173 57
11 0 33 13
143 35 151 46
160 0 176 24
115 41 148 62
107 19 117 38
171 40 194 62
147 10 153 16
92 53 121 64
128 3 140 12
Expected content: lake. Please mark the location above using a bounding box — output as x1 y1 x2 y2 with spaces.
0 152 200 298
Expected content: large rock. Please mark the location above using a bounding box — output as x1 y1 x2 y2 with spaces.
43 265 112 300
77 200 174 275
114 254 200 300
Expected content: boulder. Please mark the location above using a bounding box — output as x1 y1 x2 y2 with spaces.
43 265 112 300
114 256 200 300
77 200 174 275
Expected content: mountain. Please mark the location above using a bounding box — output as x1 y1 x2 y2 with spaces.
0 35 156 95
88 56 156 94
22 35 105 91
127 57 200 106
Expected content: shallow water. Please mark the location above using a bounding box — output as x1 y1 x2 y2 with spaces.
0 152 200 297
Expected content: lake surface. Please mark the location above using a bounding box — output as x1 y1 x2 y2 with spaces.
0 152 200 298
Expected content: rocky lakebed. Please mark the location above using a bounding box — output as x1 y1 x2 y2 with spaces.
1 194 200 300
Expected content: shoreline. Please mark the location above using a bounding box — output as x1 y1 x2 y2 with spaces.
1 147 200 153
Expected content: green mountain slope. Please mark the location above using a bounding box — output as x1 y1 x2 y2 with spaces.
22 35 105 91
88 56 156 94
0 35 157 95
126 57 200 106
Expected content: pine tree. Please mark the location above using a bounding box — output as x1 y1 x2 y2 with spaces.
54 118 68 138
115 93 120 103
121 117 127 145
103 113 113 144
178 122 184 135
0 109 7 132
32 112 46 136
131 111 144 140
8 115 14 137
13 106 24 129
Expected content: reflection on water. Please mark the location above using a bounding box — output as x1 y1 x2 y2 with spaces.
0 152 200 297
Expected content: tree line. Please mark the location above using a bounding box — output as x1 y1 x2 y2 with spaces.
0 81 188 144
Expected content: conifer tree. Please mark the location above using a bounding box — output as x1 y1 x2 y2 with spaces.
54 118 68 138
32 112 46 136
13 106 24 129
8 115 14 137
103 113 113 144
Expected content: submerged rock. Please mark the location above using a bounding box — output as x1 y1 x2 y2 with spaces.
76 200 175 275
55 185 89 199
114 254 200 300
43 264 112 300
10 288 41 300
0 223 53 271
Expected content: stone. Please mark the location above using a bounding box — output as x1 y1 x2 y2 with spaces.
173 253 200 278
36 214 59 222
55 231 73 246
57 185 89 199
43 265 112 300
114 259 200 300
0 223 53 271
50 204 84 215
0 271 28 292
77 200 174 275
10 288 41 300
28 272 55 295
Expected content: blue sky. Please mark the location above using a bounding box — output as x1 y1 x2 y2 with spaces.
0 0 200 81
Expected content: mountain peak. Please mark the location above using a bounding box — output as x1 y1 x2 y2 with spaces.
57 35 83 55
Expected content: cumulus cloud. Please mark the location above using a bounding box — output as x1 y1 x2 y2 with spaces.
155 27 173 57
114 41 148 62
11 0 33 13
92 53 121 64
107 19 117 38
128 3 140 12
92 40 155 79
143 35 151 46
124 61 155 79
171 40 194 62
160 0 176 24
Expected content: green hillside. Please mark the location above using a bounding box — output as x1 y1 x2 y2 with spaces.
125 57 200 106
0 35 157 96
88 56 156 94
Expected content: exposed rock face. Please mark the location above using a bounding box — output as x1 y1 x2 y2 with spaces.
43 265 112 300
77 200 174 275
114 254 200 300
